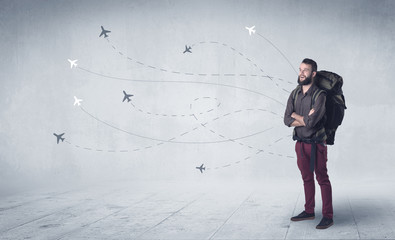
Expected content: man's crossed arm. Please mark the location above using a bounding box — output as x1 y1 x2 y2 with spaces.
290 109 315 127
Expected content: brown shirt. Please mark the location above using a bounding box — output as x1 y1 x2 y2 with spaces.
284 84 326 139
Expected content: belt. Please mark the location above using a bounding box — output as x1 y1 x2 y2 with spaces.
297 139 324 172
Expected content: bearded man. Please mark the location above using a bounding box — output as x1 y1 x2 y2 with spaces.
284 58 334 229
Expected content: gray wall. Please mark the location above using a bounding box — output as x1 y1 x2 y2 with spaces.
1 0 394 192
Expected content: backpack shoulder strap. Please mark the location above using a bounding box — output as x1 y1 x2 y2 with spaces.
292 85 302 108
312 89 326 107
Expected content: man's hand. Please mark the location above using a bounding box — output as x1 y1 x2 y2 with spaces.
309 108 315 116
291 112 306 126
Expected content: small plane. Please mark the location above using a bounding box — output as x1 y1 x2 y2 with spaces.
196 164 206 173
99 26 111 38
53 133 65 144
183 45 192 54
122 90 134 102
68 59 78 69
245 25 256 36
73 96 82 106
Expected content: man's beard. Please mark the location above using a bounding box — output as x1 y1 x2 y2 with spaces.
298 75 313 86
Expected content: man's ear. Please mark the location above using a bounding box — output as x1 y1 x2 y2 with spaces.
312 71 317 78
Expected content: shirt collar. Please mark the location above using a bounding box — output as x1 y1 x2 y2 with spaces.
303 84 318 96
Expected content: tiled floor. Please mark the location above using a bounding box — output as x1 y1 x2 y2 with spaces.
1 179 394 239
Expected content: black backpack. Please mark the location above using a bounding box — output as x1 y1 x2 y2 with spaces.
292 70 346 145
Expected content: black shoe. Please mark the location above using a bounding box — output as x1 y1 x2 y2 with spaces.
316 217 334 229
290 211 315 221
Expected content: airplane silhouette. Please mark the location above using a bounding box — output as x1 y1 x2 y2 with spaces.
122 90 134 102
74 96 82 106
99 26 111 38
196 164 206 173
68 59 78 69
245 25 256 36
183 45 192 53
53 133 65 144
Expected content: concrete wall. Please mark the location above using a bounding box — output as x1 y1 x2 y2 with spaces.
1 0 394 192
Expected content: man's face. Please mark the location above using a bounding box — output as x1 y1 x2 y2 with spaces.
298 63 315 86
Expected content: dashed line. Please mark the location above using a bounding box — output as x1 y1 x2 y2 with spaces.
105 39 295 93
79 38 297 166
191 111 293 171
72 103 287 157
283 88 291 93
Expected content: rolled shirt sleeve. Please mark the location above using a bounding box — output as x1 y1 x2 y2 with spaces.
284 92 296 127
303 92 326 128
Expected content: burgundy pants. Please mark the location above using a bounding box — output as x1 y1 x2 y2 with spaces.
295 141 333 219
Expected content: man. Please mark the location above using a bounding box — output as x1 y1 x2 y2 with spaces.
284 58 333 229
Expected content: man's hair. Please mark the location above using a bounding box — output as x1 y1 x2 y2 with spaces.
302 58 317 72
